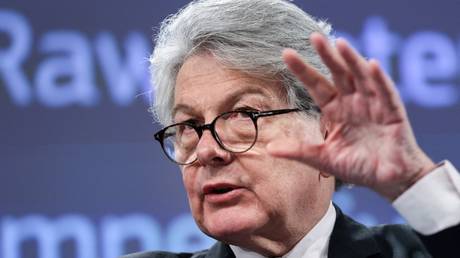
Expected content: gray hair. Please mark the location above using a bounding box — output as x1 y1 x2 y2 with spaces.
150 0 333 126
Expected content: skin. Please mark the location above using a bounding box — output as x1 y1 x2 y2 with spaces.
171 33 436 256
174 53 335 256
268 33 436 200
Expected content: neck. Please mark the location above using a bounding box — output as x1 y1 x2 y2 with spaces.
227 201 332 257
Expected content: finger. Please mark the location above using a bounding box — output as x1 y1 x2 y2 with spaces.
267 138 325 168
283 48 337 107
336 38 375 96
368 59 406 123
310 32 355 95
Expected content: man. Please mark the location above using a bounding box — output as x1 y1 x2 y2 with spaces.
123 0 460 257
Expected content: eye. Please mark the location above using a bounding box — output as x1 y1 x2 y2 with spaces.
174 123 196 140
179 123 193 132
183 118 200 125
181 120 199 132
173 117 200 127
221 110 253 121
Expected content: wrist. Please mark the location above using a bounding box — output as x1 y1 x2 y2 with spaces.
380 155 436 201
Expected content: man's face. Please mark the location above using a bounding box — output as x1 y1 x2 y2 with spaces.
173 54 334 249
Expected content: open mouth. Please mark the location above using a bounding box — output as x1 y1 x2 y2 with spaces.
203 184 240 195
202 183 244 203
211 187 234 194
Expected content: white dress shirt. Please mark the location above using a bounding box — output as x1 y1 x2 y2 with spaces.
230 160 460 258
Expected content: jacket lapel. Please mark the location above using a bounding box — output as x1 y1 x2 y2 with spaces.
328 205 382 258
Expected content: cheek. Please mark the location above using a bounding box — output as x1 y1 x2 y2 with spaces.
271 162 322 219
240 146 322 212
271 160 319 193
181 168 200 204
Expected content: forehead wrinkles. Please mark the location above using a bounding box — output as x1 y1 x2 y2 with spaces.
174 55 242 109
173 55 287 117
174 82 279 119
174 76 247 117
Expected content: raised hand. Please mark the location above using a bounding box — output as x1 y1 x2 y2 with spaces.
268 32 435 200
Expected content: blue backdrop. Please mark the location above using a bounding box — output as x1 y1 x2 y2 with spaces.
1 1 459 258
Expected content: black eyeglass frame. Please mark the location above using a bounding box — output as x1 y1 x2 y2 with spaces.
154 108 301 165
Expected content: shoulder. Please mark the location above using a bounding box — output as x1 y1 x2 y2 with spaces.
329 205 431 257
368 224 429 253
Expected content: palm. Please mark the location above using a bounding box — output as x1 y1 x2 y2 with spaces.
320 110 406 188
269 33 434 199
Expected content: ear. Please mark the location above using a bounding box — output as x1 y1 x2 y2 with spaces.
319 115 331 140
318 115 333 179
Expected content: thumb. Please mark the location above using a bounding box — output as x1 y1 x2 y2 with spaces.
266 138 323 165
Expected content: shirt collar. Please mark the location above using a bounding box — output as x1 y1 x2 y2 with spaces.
230 202 336 258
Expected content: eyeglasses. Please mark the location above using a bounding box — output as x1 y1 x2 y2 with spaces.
154 108 300 165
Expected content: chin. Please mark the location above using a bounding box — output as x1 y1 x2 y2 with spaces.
199 206 269 242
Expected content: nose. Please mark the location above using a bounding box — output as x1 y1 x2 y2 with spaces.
195 130 232 166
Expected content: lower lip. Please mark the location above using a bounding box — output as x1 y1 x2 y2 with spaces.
204 188 245 204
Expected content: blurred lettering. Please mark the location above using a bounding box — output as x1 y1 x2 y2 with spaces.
0 10 32 106
1 215 96 258
1 213 213 258
360 16 400 82
36 31 99 107
101 214 161 258
95 32 151 106
0 9 151 107
0 10 459 108
400 32 458 107
0 5 456 258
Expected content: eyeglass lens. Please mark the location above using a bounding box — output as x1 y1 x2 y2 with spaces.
162 111 257 164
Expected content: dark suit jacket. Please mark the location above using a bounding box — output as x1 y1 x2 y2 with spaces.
121 206 459 258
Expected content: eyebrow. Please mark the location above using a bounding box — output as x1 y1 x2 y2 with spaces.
172 86 271 119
